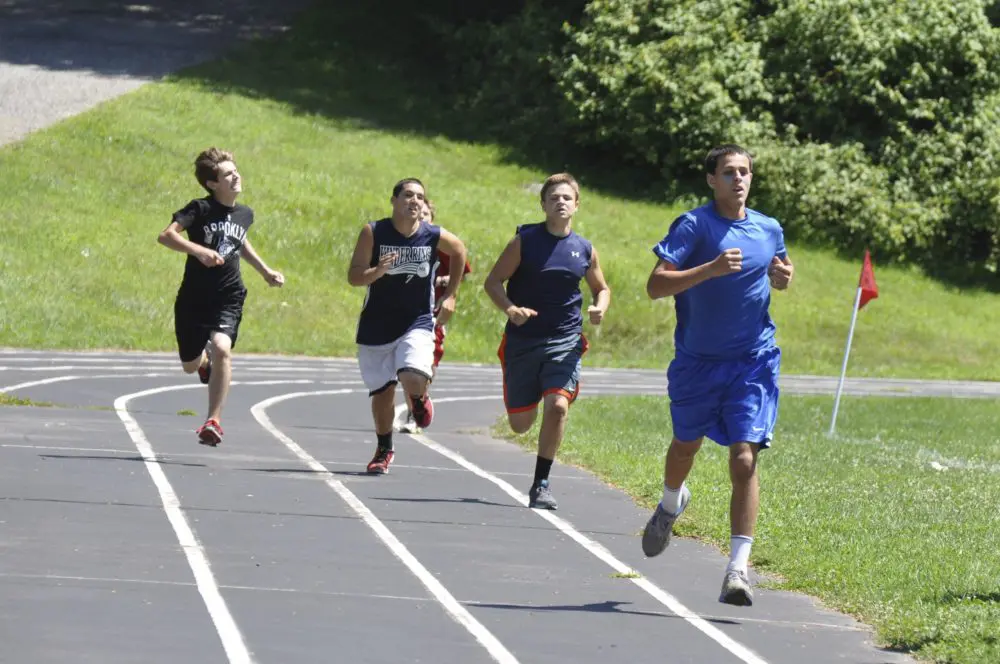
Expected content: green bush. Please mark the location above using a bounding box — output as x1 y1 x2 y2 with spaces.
435 0 1000 276
751 140 941 261
758 1 1000 145
558 0 775 175
437 2 581 147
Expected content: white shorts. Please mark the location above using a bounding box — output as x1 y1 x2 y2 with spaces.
357 327 435 395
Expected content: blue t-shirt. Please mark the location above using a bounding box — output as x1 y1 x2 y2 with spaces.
356 218 440 346
505 222 593 338
653 203 787 361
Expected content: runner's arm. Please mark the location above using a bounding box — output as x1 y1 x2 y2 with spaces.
241 238 284 287
769 254 794 290
347 224 394 287
436 230 468 304
158 221 222 266
584 247 611 324
646 249 742 299
484 235 537 325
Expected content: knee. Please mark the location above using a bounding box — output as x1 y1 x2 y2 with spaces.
543 396 569 421
211 342 233 363
181 361 200 375
669 439 701 461
398 370 427 395
730 447 757 482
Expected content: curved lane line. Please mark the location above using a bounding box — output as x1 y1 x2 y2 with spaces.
250 389 521 664
111 379 320 663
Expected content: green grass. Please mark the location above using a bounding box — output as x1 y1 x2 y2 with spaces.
0 394 54 407
0 2 998 378
176 409 198 417
497 395 1000 663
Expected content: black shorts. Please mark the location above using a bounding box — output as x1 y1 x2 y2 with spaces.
174 290 246 363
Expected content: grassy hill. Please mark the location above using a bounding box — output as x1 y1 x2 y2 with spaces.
0 2 998 380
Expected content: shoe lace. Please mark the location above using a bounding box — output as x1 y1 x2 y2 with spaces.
725 569 747 585
653 505 676 530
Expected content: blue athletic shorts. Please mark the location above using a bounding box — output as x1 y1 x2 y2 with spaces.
498 332 588 413
667 346 781 448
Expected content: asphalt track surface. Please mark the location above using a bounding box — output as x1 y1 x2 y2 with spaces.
0 349 951 664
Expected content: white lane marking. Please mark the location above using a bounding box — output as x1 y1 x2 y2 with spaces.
396 396 771 664
0 365 347 374
0 373 169 392
0 573 433 603
251 390 520 664
0 572 863 632
113 382 317 664
0 443 581 480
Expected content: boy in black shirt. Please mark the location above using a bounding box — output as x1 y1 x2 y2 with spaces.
158 147 285 446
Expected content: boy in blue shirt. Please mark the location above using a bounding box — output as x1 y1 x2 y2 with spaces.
641 145 794 607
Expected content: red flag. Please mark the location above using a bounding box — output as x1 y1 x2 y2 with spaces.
858 250 878 310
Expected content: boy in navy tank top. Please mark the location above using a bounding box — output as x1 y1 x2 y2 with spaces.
348 179 469 474
484 173 611 510
640 145 795 607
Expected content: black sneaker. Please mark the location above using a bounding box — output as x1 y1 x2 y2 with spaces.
528 479 558 510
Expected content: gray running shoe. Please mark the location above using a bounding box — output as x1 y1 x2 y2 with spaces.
719 568 754 607
528 479 558 510
641 485 691 557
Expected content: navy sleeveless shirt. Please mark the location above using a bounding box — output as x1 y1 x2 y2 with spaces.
505 222 593 338
356 218 441 345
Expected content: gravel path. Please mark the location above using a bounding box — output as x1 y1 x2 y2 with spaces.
0 0 310 144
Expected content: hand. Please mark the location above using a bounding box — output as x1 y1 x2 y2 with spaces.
374 252 397 278
711 248 742 277
265 270 285 288
506 306 538 326
435 294 457 326
587 305 604 325
768 257 793 290
435 274 451 289
198 249 224 267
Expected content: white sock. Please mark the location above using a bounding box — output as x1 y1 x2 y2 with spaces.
660 483 685 515
727 535 753 573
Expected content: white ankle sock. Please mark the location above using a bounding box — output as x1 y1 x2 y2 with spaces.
728 535 753 573
660 483 685 514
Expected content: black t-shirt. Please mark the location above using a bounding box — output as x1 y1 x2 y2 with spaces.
172 197 253 300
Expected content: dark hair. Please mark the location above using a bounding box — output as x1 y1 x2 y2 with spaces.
392 178 425 198
704 144 753 175
540 172 580 202
194 147 235 193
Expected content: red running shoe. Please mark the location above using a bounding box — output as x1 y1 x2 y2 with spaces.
196 419 223 446
197 346 213 385
366 447 395 475
410 394 434 428
197 360 211 385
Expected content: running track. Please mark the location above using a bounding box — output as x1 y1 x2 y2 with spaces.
0 349 954 663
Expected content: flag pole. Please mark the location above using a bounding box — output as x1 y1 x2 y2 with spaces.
829 285 864 436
